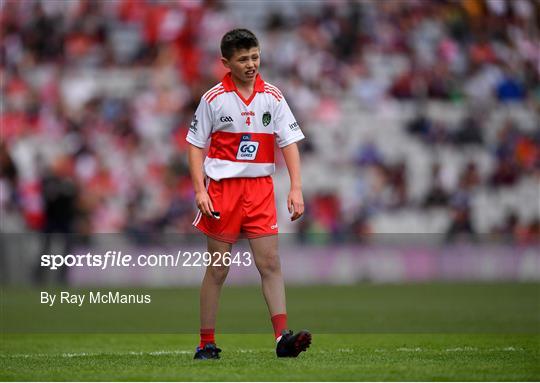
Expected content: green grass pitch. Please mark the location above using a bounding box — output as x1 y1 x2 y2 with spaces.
1 283 539 381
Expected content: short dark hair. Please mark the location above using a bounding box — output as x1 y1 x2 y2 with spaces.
220 29 259 59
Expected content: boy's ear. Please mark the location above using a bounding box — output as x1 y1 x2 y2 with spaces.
221 57 230 69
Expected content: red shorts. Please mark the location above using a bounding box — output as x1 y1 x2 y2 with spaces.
193 176 278 243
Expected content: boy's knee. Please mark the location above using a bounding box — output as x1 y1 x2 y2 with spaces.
207 265 229 284
257 251 281 277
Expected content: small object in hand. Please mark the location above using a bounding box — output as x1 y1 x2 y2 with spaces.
211 211 221 220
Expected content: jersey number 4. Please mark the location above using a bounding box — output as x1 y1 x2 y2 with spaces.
245 116 251 126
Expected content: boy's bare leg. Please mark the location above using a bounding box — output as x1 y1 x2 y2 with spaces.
200 237 232 329
249 235 311 356
248 235 286 315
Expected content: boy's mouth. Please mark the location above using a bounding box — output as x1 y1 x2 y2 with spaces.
245 70 256 77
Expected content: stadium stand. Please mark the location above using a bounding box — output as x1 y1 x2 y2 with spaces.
1 0 538 244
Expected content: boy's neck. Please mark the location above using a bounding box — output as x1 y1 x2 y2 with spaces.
231 73 255 98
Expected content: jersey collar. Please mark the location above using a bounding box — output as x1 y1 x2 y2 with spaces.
222 72 265 106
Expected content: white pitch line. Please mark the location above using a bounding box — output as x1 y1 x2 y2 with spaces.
372 346 524 353
489 346 524 351
397 347 423 352
0 346 525 359
444 347 478 352
0 350 193 359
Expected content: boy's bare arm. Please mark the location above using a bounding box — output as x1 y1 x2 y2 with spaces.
188 144 214 217
281 143 304 221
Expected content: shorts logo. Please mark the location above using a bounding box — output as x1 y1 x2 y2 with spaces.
262 112 271 127
220 116 233 123
271 223 278 230
237 135 259 160
189 115 198 132
289 121 299 131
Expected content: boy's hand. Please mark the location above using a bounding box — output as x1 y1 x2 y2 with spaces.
195 190 215 217
288 188 304 221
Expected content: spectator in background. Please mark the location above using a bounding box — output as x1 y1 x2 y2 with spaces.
490 156 519 187
387 161 407 208
446 205 475 242
407 112 432 138
460 162 481 190
40 159 78 233
494 120 520 161
34 156 79 285
453 115 483 146
493 211 519 243
516 219 540 245
354 141 383 167
427 120 451 146
496 69 526 103
407 112 453 146
0 142 18 205
514 134 539 173
0 143 20 284
424 163 449 208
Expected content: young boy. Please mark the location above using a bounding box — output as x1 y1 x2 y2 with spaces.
186 28 311 359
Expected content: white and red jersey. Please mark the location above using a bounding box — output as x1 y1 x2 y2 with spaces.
186 73 304 181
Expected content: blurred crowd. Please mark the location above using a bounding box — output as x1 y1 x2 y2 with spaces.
1 0 539 243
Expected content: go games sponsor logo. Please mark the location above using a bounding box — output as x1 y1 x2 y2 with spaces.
236 134 259 161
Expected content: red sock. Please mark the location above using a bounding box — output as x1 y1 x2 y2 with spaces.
271 313 288 339
199 328 215 348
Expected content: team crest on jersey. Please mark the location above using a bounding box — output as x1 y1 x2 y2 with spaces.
262 112 271 127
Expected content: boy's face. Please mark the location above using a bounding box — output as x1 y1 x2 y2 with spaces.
222 47 260 84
